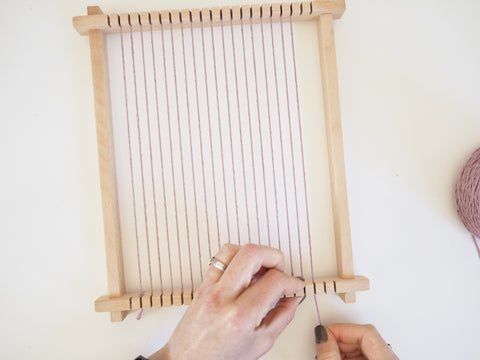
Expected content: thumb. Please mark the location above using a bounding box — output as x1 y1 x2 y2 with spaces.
315 325 341 360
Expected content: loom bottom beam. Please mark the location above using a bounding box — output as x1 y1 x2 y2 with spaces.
95 276 369 318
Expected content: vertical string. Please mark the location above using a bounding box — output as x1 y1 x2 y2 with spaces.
260 16 280 249
230 14 251 244
117 12 322 321
139 23 158 297
270 17 292 265
119 24 143 301
280 15 303 277
201 16 221 252
170 21 194 294
221 13 241 245
130 23 154 297
240 13 260 244
149 22 165 295
161 21 184 294
159 20 175 295
289 15 321 323
251 16 270 247
193 19 212 260
180 16 203 285
211 17 232 245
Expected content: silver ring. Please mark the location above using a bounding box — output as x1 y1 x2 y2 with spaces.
209 257 227 272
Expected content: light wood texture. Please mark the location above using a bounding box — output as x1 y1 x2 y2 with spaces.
271 3 282 19
305 282 315 295
72 0 346 35
94 276 369 313
183 292 193 306
162 292 172 307
172 293 183 306
317 13 355 303
87 5 127 322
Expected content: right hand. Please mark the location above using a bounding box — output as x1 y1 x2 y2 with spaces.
315 323 399 360
151 244 305 360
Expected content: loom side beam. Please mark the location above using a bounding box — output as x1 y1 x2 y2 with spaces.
94 276 370 313
317 13 356 303
87 6 127 322
72 0 346 36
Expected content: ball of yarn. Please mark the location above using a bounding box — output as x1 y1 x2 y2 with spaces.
455 147 480 238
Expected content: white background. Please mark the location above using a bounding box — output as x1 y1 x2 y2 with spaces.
1 0 479 359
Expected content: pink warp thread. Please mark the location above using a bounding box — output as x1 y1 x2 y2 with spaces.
221 16 241 245
159 21 175 295
270 17 291 262
230 16 252 245
119 24 143 301
170 21 190 294
201 18 221 253
241 16 261 245
455 147 480 257
251 17 271 247
139 24 157 298
212 19 232 244
192 19 213 260
149 22 168 295
260 17 280 249
181 19 202 288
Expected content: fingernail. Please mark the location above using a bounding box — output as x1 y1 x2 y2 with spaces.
315 325 328 344
298 295 306 305
296 276 305 281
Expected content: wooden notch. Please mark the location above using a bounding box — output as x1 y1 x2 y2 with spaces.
281 3 293 17
200 8 212 26
271 3 282 19
72 0 346 35
94 276 370 314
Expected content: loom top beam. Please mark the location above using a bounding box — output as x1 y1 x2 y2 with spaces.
72 0 346 36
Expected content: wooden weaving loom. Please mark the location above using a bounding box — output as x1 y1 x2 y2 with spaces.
73 0 369 322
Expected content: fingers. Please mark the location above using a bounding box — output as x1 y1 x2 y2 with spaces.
337 342 361 354
254 297 300 353
315 325 341 360
236 268 304 323
327 324 399 360
203 244 240 285
218 244 285 299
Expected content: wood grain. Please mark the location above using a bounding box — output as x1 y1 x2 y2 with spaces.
73 0 346 35
87 5 127 322
317 13 356 303
94 276 370 313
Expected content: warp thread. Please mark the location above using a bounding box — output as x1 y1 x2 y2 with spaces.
455 147 480 257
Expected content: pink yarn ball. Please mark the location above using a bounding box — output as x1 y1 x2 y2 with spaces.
455 148 480 238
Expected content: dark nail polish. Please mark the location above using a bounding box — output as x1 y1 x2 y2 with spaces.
298 295 306 305
315 325 328 344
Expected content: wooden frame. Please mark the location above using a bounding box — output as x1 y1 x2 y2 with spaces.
73 0 369 322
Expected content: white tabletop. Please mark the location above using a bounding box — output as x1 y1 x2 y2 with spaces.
1 0 479 359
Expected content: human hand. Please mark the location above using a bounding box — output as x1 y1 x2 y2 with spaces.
315 323 399 360
150 244 305 360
